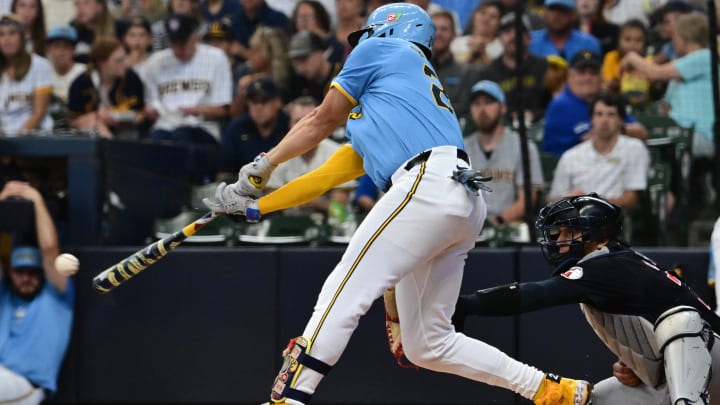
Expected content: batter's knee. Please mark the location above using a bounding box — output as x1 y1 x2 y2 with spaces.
401 332 459 371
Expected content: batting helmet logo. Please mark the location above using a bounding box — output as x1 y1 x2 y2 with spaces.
386 13 400 22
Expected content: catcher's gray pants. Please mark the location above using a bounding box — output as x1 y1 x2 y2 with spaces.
592 337 720 404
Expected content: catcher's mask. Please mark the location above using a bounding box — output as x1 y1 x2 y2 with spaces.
535 193 623 272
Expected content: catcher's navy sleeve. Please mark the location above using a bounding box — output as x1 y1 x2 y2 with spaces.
456 278 587 317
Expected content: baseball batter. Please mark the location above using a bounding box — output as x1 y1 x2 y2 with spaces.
204 4 591 405
454 194 720 404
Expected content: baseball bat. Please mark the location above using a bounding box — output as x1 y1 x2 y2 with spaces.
93 212 217 293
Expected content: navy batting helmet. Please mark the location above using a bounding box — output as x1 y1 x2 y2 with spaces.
535 193 624 270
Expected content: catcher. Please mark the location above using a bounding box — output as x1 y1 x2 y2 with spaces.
453 193 720 405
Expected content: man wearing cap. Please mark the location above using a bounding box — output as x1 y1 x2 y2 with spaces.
0 180 73 405
46 25 85 103
144 13 233 146
464 80 544 225
221 76 289 173
474 13 551 124
529 0 601 61
287 30 343 102
542 49 646 157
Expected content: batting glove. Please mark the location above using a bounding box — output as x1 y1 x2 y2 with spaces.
202 182 261 222
236 153 277 196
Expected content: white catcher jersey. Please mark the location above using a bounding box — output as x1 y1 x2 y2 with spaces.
143 44 233 140
550 135 649 200
0 54 53 136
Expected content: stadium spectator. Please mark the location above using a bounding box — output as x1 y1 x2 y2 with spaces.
11 0 46 56
464 80 544 225
0 180 73 405
542 50 646 157
230 0 288 62
650 1 693 63
144 13 232 146
430 10 473 118
221 77 288 173
474 12 551 125
290 0 343 63
200 0 239 23
150 0 202 51
202 17 239 86
0 14 53 136
67 36 146 139
287 30 342 102
544 54 569 98
121 16 152 80
229 26 290 117
331 0 364 60
622 12 715 218
46 24 84 129
601 19 650 106
70 0 118 63
621 12 713 158
451 0 503 65
47 24 84 103
548 92 649 209
266 96 356 217
529 0 601 61
576 0 619 55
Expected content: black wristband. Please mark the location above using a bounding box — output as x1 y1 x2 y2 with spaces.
495 215 505 224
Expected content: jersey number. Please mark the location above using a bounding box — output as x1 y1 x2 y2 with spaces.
423 64 454 114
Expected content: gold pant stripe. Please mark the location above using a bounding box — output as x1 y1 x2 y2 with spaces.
310 162 427 343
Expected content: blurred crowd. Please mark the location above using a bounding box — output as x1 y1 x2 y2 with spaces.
0 0 718 245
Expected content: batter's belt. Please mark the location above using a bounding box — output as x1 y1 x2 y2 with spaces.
384 148 470 191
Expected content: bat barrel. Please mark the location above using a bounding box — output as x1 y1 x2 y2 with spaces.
91 212 216 293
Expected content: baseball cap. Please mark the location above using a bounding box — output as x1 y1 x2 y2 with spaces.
569 49 601 70
499 13 532 33
47 24 78 44
204 20 232 40
165 13 199 43
0 14 24 34
246 77 281 100
288 31 326 59
10 246 42 270
470 80 505 104
544 0 576 10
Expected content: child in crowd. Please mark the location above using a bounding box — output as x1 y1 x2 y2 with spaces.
121 15 152 80
602 19 651 106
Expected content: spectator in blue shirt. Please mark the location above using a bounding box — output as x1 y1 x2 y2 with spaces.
231 0 288 61
0 181 74 405
529 0 600 61
542 50 647 156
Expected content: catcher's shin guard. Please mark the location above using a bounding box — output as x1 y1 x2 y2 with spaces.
270 336 331 404
655 306 713 405
533 374 593 405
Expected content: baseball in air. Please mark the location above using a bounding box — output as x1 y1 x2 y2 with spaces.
55 253 79 276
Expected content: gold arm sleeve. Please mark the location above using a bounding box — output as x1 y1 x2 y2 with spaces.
258 144 365 214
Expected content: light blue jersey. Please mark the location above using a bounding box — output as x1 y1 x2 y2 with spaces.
331 37 464 189
0 281 74 392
